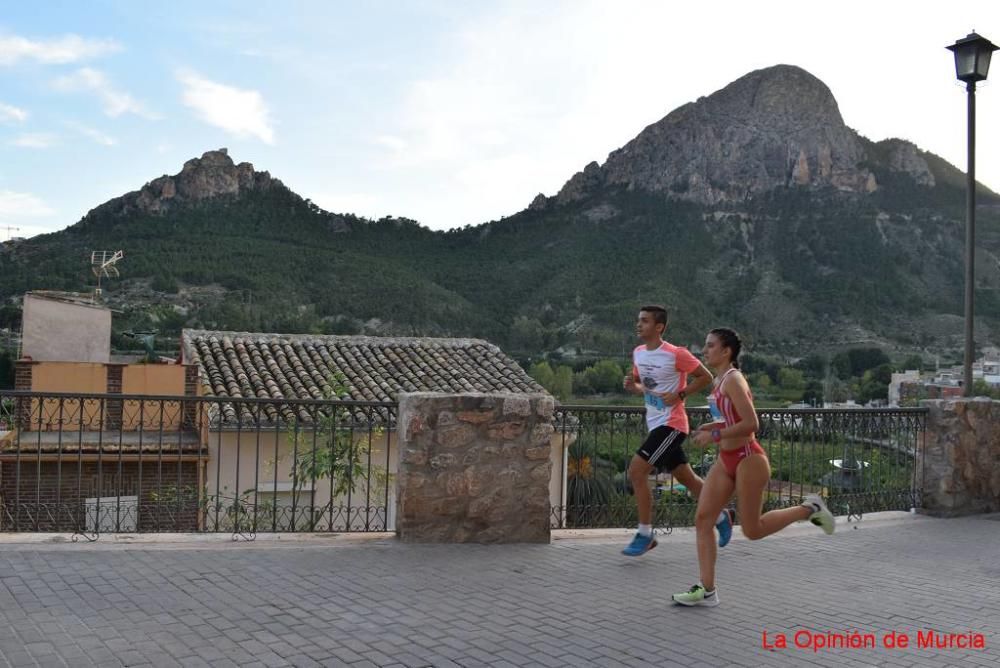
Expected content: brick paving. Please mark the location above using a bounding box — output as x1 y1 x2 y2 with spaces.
0 512 996 667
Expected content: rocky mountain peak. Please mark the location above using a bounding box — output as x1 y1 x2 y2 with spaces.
87 148 283 219
558 64 885 205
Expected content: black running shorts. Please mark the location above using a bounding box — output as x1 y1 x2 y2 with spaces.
636 425 688 473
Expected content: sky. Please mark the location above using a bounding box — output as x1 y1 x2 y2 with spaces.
1 0 999 239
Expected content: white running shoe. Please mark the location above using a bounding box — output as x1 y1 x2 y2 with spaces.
802 494 835 535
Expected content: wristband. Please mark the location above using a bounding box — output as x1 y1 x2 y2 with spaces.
711 428 722 443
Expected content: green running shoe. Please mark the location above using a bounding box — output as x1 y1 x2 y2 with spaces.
672 584 719 607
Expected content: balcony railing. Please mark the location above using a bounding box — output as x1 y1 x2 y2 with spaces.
550 405 926 531
0 391 395 537
0 392 927 536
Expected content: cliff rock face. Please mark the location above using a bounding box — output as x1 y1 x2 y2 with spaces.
92 149 281 217
558 65 888 204
882 139 935 186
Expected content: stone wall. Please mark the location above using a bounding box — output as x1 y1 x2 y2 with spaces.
920 398 1000 516
396 392 554 543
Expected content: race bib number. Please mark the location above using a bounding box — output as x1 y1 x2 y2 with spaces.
644 392 666 410
708 395 724 422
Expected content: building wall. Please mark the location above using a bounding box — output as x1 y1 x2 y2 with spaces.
16 361 195 431
32 362 107 394
0 460 200 531
21 294 111 363
205 429 398 532
121 365 190 430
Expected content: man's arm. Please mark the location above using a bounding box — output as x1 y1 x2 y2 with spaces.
682 362 713 397
623 371 644 395
657 362 713 405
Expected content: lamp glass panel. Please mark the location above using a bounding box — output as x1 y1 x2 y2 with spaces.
954 49 976 78
976 49 993 79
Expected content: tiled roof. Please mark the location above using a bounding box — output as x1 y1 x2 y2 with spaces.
0 431 203 455
181 330 545 425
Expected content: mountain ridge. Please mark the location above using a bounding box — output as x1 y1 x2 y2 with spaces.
3 64 1000 361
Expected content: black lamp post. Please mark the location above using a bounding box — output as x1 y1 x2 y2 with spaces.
947 32 998 396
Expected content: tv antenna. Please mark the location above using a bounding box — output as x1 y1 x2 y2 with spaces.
2 226 20 241
91 250 124 296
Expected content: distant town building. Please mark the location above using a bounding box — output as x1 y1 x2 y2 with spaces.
888 370 920 406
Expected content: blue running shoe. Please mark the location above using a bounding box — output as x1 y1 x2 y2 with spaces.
622 532 657 556
716 509 735 548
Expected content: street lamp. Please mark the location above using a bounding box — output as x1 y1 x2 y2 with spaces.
947 32 998 396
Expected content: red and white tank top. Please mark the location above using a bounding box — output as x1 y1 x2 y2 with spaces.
709 368 755 436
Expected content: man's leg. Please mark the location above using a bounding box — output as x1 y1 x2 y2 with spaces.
623 426 685 556
672 461 735 548
622 452 657 556
628 454 655 527
670 463 702 498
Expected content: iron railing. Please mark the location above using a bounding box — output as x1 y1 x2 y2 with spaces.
550 405 926 531
0 392 927 536
0 391 395 538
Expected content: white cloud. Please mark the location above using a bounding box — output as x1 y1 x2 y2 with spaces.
0 33 121 66
53 67 159 119
10 133 57 148
373 0 1000 229
373 135 407 152
176 70 275 144
0 102 28 123
0 190 55 217
66 122 117 146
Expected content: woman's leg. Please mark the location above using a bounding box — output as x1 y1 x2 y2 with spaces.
693 462 735 591
735 454 811 540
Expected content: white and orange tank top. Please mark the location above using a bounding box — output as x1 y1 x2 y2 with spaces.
632 341 700 433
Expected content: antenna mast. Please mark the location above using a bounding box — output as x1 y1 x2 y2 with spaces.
91 250 124 297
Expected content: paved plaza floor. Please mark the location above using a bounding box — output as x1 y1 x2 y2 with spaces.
0 512 996 667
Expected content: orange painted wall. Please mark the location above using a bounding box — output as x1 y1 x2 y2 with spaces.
28 363 106 430
121 365 187 429
25 362 190 431
31 362 106 394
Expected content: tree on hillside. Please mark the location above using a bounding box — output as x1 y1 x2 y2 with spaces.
832 348 891 379
528 361 555 389
777 367 805 392
793 354 827 378
551 366 573 400
857 363 894 404
802 380 824 406
528 360 573 400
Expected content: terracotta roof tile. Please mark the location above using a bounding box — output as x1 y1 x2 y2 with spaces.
182 330 546 425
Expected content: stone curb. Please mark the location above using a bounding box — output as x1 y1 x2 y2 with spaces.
0 510 936 550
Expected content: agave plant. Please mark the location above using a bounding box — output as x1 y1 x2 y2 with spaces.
565 441 615 527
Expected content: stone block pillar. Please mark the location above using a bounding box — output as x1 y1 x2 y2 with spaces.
919 398 1000 516
396 392 554 543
